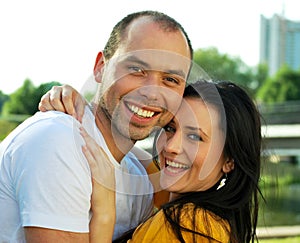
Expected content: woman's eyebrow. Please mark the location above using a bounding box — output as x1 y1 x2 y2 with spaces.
185 126 209 139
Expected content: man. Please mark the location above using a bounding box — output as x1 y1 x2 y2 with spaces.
0 11 192 242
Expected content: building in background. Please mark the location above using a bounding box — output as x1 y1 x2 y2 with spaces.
260 14 300 76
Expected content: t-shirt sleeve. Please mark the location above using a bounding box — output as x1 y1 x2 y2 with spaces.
9 114 92 233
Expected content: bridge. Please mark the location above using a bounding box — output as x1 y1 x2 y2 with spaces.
262 124 300 163
259 101 300 164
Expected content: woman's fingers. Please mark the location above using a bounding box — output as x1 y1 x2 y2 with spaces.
38 84 87 123
61 84 87 122
38 92 55 112
38 86 66 113
61 85 76 117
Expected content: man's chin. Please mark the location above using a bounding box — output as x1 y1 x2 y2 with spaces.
128 131 151 141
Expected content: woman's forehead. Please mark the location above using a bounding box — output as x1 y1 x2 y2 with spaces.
174 97 220 129
175 98 207 123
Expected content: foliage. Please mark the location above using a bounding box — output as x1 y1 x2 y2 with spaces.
193 47 257 95
83 91 96 102
253 62 269 92
256 66 300 103
34 81 62 101
2 79 36 115
0 90 9 113
0 120 19 141
2 80 61 116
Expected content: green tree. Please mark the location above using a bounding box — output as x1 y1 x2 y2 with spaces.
34 81 61 103
0 90 9 114
253 63 269 93
193 47 256 95
256 66 300 103
2 79 36 115
2 80 61 115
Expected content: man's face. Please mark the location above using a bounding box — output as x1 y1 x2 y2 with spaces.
100 17 191 141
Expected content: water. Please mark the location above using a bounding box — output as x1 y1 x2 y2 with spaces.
258 183 300 227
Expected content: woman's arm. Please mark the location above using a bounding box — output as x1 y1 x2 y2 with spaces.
80 127 116 242
89 178 115 243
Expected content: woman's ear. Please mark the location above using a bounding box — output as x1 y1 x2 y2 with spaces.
223 158 235 173
93 51 105 83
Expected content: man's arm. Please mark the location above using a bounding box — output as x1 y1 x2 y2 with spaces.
12 114 92 240
25 227 89 243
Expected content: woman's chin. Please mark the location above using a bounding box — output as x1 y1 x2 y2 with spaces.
159 167 187 191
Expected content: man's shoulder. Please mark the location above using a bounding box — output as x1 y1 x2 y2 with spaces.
25 110 79 132
123 152 148 174
1 111 82 154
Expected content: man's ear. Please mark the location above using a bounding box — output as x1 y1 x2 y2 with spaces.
93 51 105 83
222 158 235 173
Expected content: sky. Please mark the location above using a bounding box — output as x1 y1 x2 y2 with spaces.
0 0 299 94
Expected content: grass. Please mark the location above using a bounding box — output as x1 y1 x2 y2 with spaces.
260 159 300 187
259 236 300 242
0 120 19 140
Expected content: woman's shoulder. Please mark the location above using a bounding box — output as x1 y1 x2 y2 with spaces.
180 203 231 241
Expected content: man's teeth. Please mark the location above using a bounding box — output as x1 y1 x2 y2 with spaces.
166 160 189 169
129 105 155 118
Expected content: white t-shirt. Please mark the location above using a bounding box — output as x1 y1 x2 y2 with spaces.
0 107 153 242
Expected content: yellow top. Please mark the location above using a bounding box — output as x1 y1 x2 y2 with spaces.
128 203 230 243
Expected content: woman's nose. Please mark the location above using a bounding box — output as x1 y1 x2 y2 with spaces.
164 131 183 155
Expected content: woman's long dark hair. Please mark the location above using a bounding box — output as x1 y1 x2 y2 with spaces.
114 80 262 243
153 80 262 243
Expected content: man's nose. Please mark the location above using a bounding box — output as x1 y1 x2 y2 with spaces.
138 74 162 100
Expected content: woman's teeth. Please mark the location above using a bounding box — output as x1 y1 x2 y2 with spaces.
129 105 155 118
166 159 189 169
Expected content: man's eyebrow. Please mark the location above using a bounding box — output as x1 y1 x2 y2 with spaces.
123 55 150 68
124 55 187 79
165 69 186 79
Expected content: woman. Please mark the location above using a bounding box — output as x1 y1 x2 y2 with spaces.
77 80 262 243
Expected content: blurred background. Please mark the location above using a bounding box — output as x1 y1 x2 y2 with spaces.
0 1 299 241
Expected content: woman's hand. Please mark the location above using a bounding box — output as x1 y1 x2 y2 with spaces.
80 127 116 243
38 84 86 122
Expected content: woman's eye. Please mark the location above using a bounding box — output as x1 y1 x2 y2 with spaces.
188 134 202 141
164 125 176 133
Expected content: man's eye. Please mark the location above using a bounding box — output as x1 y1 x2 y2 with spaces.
128 66 145 74
164 76 180 84
188 134 202 141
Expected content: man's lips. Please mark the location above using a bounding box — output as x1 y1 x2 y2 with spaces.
125 101 161 119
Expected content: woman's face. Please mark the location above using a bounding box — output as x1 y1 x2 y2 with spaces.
157 97 228 193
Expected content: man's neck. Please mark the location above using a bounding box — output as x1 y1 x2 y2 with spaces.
93 105 134 162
